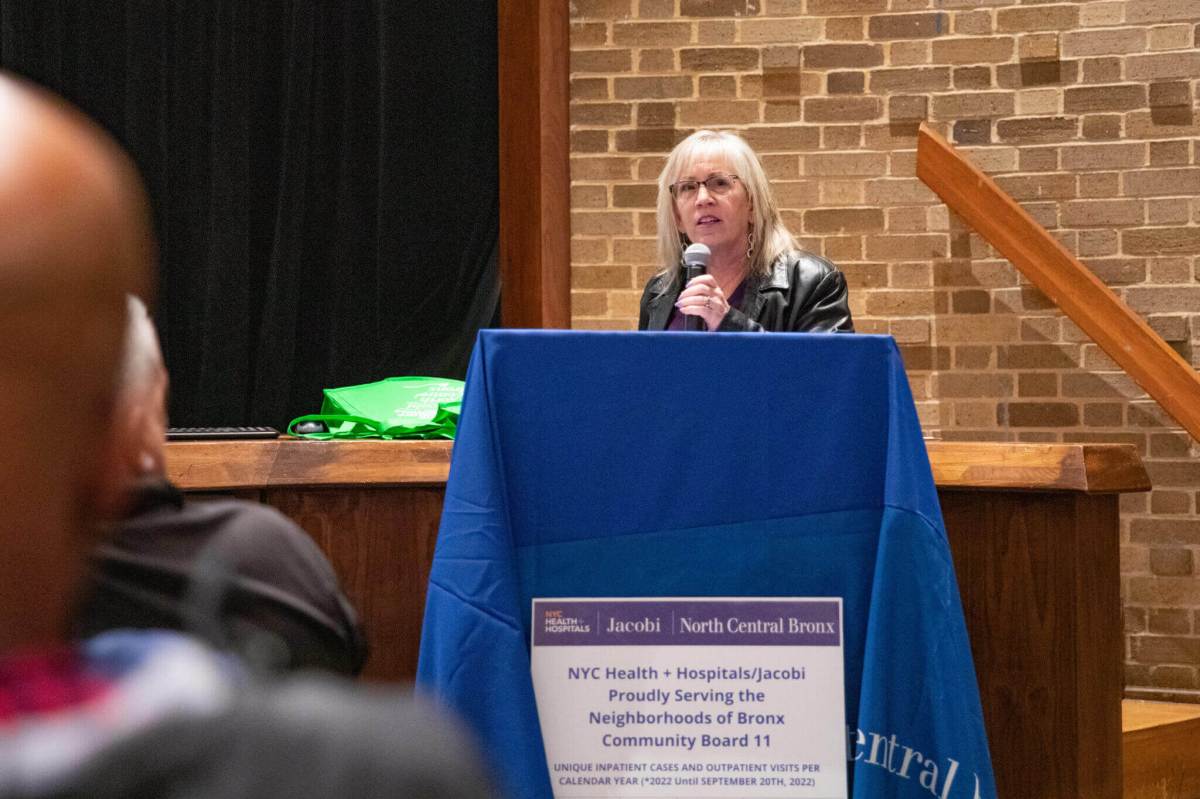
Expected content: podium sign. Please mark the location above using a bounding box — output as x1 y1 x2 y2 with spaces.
531 598 847 798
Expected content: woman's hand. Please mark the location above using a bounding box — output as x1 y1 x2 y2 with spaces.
675 274 729 331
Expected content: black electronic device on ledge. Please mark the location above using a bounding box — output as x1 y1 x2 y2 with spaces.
166 426 281 441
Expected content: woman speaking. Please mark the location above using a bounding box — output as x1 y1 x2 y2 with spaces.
638 129 854 333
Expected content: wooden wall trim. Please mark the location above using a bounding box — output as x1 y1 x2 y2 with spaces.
916 123 1200 444
928 441 1150 493
497 0 571 328
166 439 451 490
166 440 1149 494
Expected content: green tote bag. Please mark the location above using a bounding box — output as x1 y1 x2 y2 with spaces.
286 376 464 440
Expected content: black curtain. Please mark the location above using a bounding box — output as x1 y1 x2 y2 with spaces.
0 1 499 427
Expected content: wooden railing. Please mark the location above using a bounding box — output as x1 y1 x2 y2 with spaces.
915 122 1200 443
167 438 1152 493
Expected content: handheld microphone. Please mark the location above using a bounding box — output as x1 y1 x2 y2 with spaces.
682 243 710 332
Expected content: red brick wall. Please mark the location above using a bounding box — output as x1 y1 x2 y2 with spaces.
568 0 1200 702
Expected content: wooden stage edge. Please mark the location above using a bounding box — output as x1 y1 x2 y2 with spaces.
1123 699 1200 799
167 438 1150 494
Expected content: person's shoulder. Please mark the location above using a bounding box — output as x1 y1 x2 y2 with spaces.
51 676 496 798
765 250 842 289
640 269 676 315
199 677 499 795
643 269 672 295
199 496 303 533
150 492 308 542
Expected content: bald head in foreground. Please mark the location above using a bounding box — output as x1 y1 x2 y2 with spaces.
0 74 153 652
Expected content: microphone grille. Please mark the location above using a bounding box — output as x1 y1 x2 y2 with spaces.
683 242 711 266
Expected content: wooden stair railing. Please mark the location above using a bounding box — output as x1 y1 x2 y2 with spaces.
916 122 1200 443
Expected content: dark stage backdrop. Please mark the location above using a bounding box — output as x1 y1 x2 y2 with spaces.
0 2 499 427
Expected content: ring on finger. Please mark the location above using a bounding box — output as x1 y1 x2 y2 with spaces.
704 297 712 309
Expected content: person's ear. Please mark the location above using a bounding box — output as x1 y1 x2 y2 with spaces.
86 402 141 522
84 424 131 523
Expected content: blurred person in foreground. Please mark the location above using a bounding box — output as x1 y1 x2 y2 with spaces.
639 129 854 333
74 296 368 677
0 72 494 798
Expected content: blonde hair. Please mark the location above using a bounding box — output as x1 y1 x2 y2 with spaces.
654 130 796 288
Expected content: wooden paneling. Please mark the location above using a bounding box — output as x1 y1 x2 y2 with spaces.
497 0 570 328
916 123 1200 443
1072 493 1125 799
168 439 1146 794
942 490 1123 799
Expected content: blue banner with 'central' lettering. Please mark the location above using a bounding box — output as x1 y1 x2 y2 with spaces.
417 330 995 799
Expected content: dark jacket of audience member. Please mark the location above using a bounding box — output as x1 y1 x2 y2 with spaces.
76 477 368 675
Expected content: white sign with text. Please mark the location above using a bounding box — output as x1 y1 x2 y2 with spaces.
530 597 847 798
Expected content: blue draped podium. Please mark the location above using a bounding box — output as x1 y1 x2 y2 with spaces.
418 330 995 799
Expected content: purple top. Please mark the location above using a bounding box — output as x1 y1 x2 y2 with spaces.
666 278 748 331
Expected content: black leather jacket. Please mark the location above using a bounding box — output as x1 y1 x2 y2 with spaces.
638 250 854 333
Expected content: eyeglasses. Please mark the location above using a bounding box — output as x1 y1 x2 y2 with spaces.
668 173 740 201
